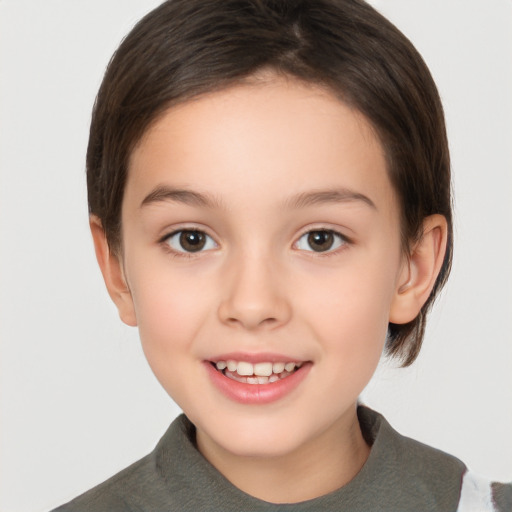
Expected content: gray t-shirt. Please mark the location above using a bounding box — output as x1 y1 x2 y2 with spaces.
53 406 511 511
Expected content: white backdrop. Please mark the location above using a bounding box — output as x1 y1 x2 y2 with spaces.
0 1 511 511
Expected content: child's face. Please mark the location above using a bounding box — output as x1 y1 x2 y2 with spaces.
118 77 406 459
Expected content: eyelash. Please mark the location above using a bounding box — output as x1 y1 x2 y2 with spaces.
159 227 351 259
159 227 217 259
294 229 350 257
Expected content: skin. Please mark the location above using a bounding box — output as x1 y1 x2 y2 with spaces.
91 75 447 503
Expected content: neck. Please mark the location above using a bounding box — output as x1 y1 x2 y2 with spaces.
196 407 370 504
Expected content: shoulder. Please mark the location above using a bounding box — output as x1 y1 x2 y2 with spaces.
356 406 465 510
357 406 512 512
359 406 465 483
51 415 191 512
51 452 162 512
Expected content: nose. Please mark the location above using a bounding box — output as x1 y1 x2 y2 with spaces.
217 253 292 331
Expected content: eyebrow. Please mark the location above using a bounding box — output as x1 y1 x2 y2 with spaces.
140 185 376 211
285 188 377 210
140 186 223 209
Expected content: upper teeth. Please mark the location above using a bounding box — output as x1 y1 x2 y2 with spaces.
215 360 301 376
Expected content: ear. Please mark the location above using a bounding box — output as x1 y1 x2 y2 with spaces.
89 215 137 326
390 214 448 324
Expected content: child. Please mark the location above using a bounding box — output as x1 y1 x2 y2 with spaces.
52 0 511 510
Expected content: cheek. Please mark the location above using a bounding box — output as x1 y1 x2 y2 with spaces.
128 269 215 408
297 255 397 368
307 287 388 402
127 264 212 367
303 259 395 326
317 290 387 371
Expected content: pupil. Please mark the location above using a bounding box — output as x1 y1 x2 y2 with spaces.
308 231 333 252
180 231 206 252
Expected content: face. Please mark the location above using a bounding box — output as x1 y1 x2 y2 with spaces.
119 77 406 461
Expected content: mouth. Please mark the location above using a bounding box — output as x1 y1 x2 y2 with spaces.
210 359 304 385
205 356 312 404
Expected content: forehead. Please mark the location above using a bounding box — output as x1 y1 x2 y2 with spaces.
126 76 397 218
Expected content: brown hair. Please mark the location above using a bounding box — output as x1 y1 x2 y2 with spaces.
87 0 453 366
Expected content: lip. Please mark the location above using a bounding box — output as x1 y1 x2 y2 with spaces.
204 359 311 405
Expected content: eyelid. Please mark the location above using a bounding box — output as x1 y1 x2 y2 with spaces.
157 224 350 257
159 225 219 255
293 227 350 254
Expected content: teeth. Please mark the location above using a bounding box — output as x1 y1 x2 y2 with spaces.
254 362 273 377
237 361 254 376
215 359 302 378
272 362 285 373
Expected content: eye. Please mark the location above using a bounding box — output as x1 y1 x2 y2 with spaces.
295 230 346 253
164 229 217 253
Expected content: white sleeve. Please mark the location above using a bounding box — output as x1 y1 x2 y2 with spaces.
457 471 497 512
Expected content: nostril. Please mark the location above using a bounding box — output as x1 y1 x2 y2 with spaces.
217 292 291 330
226 315 278 327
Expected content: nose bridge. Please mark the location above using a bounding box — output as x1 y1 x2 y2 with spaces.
218 245 291 330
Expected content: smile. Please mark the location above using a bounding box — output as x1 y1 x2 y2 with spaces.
205 357 311 404
212 360 303 384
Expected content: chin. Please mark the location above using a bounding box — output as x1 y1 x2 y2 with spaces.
197 412 318 459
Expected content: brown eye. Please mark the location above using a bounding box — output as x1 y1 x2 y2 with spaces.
179 231 206 252
165 230 217 253
296 230 346 253
307 231 333 252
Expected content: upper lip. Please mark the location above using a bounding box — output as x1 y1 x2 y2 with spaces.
207 352 307 364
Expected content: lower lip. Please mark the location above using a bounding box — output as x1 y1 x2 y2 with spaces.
204 361 311 405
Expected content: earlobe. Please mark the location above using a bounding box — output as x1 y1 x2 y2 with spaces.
389 214 448 324
89 216 137 327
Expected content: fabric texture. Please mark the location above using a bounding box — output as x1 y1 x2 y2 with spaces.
52 406 510 512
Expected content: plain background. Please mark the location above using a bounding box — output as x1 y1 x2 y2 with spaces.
1 1 511 511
